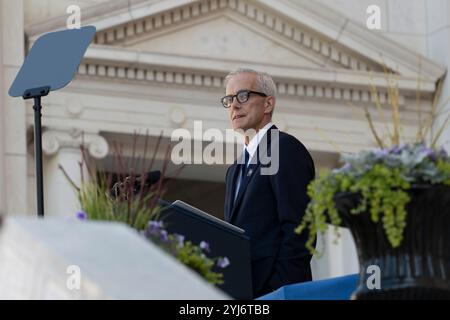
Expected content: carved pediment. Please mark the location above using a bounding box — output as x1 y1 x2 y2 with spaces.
126 15 322 69
25 0 446 97
90 0 383 73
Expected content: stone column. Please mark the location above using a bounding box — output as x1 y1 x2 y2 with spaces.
0 0 27 215
42 129 108 218
310 226 359 280
0 0 4 216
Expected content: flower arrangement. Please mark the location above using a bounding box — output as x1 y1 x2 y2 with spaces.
144 220 229 285
62 133 229 285
297 143 450 253
296 74 450 255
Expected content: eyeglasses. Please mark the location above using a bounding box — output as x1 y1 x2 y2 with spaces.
221 89 267 108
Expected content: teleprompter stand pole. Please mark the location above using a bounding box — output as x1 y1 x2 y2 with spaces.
24 86 50 217
8 26 97 218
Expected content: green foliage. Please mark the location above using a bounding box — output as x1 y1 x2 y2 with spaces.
78 180 113 221
159 239 223 285
77 178 227 285
296 143 450 255
61 134 228 285
436 159 450 186
176 241 224 285
78 177 160 230
145 222 228 285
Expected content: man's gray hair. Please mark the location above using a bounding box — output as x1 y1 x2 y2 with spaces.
224 68 277 96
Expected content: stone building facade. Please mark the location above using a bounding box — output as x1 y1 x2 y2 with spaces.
1 0 449 279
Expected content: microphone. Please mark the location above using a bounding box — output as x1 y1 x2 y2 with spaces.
111 170 162 197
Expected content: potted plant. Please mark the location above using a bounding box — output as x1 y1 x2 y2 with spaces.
62 133 230 286
296 77 450 299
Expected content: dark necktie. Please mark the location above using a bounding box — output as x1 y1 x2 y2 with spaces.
240 148 250 184
233 149 250 204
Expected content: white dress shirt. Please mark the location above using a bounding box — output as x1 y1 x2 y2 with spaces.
234 122 274 199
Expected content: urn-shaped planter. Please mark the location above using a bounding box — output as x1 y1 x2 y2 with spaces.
334 185 450 300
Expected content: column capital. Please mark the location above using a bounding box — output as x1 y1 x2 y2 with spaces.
42 129 109 159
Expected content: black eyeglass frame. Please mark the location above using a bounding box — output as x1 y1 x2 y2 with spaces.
220 89 268 108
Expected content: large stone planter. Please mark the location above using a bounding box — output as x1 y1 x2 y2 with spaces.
334 185 450 299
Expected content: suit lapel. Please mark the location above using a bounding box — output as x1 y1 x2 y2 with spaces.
229 162 260 221
229 125 277 222
225 162 239 221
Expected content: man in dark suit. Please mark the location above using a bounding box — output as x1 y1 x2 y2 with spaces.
222 68 316 298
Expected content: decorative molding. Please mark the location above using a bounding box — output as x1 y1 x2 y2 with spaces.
42 129 109 159
76 60 406 105
66 99 84 117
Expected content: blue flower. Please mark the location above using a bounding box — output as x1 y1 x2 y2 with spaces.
76 210 88 220
217 257 230 269
199 241 210 253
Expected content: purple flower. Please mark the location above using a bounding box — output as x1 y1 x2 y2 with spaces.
147 220 163 234
173 234 185 248
148 220 163 230
414 144 438 161
425 148 437 161
145 220 166 239
373 148 389 158
389 143 408 155
76 210 88 220
418 144 428 153
389 146 401 155
159 230 169 243
217 257 230 269
199 241 210 253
